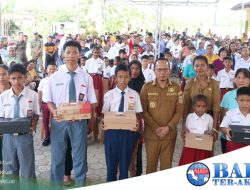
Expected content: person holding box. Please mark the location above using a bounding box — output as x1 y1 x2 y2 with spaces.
47 40 97 187
220 87 250 152
0 64 39 179
179 94 213 165
102 63 142 182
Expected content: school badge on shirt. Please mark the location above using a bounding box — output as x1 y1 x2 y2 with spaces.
78 93 85 101
128 96 135 111
149 101 156 108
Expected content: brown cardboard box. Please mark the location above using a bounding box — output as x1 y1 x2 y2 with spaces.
57 102 91 121
104 112 137 130
102 78 109 93
185 133 213 151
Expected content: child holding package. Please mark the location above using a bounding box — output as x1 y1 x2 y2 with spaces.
220 87 250 152
179 94 213 165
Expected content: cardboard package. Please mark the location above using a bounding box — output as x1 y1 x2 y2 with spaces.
102 78 109 94
0 118 32 134
104 112 137 130
57 102 91 121
185 133 213 151
230 125 250 144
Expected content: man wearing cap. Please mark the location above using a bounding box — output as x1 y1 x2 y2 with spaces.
30 32 44 73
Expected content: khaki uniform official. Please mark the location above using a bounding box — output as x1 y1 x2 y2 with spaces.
140 79 183 173
183 77 220 114
30 34 44 73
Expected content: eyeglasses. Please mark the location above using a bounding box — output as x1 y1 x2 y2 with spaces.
155 68 169 72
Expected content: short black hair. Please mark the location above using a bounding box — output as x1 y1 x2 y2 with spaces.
223 56 233 62
154 58 169 71
237 87 250 97
208 64 215 69
192 94 208 106
133 44 140 49
114 56 121 62
8 64 27 75
119 49 126 54
0 64 9 71
115 64 129 76
63 40 81 52
141 55 149 61
193 55 208 66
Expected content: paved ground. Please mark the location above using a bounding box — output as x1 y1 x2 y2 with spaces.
34 119 222 185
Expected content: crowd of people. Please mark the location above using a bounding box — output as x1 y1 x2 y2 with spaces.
0 24 250 188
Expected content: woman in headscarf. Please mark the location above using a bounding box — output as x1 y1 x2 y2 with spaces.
128 60 145 177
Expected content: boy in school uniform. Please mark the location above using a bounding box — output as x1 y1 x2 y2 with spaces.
179 94 213 165
216 56 235 100
102 64 142 182
38 63 57 146
47 40 97 187
141 55 156 82
220 87 250 152
0 64 40 179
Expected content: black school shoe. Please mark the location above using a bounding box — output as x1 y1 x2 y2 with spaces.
42 137 51 146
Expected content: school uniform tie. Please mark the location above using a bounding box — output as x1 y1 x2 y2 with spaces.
68 72 76 102
118 91 125 112
231 54 235 69
14 95 22 118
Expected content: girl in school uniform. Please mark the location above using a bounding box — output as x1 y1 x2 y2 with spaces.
179 94 213 165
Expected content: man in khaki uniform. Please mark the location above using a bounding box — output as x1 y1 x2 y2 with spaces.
140 58 183 174
30 32 44 73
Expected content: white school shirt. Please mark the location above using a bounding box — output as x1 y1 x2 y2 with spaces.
220 108 250 128
185 112 213 134
234 57 250 72
103 65 112 78
216 69 235 89
102 86 142 113
38 77 50 102
110 65 117 77
142 68 156 82
47 65 97 107
0 87 40 118
85 57 105 75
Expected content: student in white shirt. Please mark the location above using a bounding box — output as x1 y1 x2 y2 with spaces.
47 41 97 187
234 47 250 72
38 64 57 146
79 56 87 72
103 57 111 79
102 64 142 182
0 64 40 180
220 87 250 152
141 55 156 82
216 56 235 100
179 94 213 165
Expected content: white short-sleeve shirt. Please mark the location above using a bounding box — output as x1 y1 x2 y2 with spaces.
185 112 213 134
220 108 250 128
37 77 49 102
103 65 112 78
216 69 235 89
102 86 142 113
47 65 97 107
85 57 105 75
234 57 250 71
0 87 40 118
142 68 156 83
